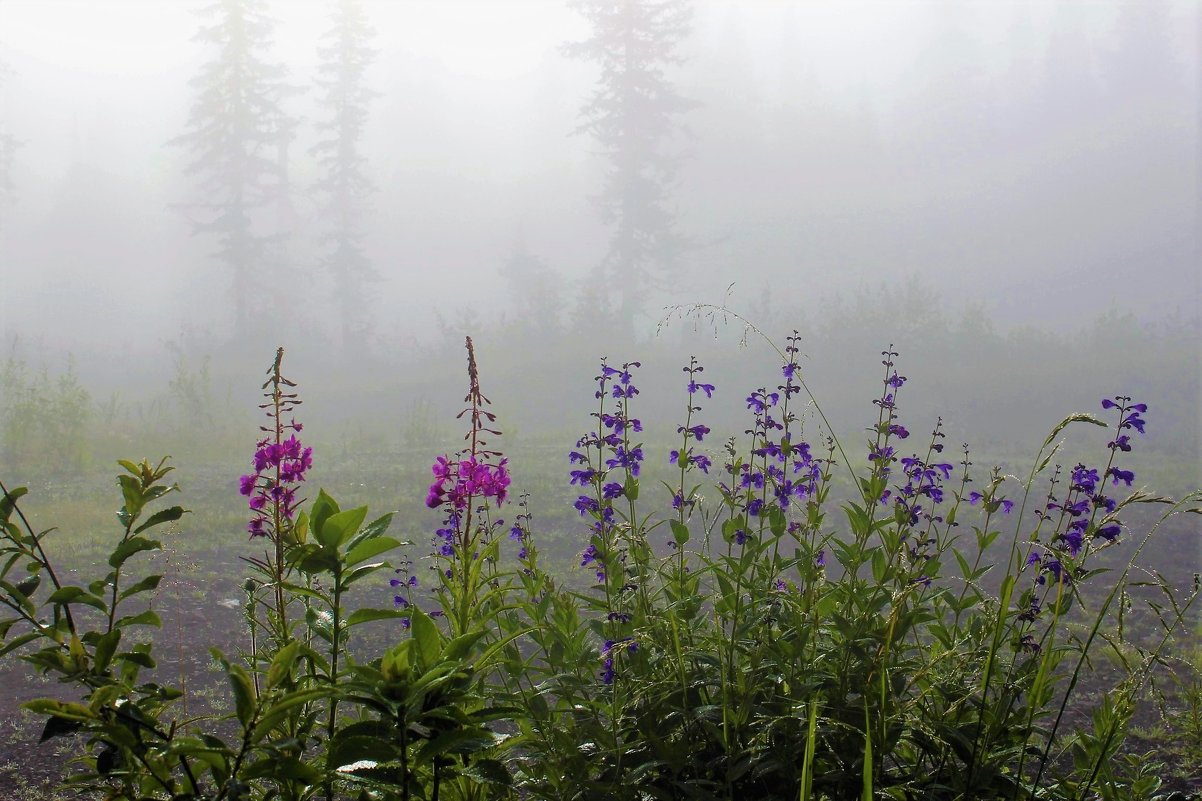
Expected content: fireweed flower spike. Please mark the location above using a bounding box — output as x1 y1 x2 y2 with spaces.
239 348 311 541
423 337 513 635
237 348 310 649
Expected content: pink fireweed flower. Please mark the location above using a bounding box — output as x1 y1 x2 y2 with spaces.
426 455 510 511
240 430 311 537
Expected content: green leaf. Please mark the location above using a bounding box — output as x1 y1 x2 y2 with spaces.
415 729 497 762
115 609 161 628
343 562 389 587
218 656 256 728
345 536 401 567
410 607 443 668
1041 412 1108 450
117 649 156 669
327 734 401 771
93 630 121 672
109 536 160 569
0 580 36 616
118 574 162 602
346 607 411 627
241 757 322 783
250 688 332 742
624 475 640 501
317 506 368 549
669 519 690 546
47 586 107 612
0 632 40 658
309 490 340 541
768 507 786 538
117 474 144 520
267 642 301 689
347 512 395 551
871 548 887 584
297 549 340 575
134 506 186 534
39 715 82 742
14 574 40 598
24 699 96 721
0 486 28 520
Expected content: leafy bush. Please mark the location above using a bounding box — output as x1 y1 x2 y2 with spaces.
1 336 1197 800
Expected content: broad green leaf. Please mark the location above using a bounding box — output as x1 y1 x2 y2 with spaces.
343 562 389 587
118 574 162 602
250 688 333 742
39 715 82 742
346 607 411 627
134 505 186 534
267 641 301 689
624 475 640 501
345 536 401 567
317 506 368 549
327 734 401 771
118 649 156 669
670 519 690 546
117 474 144 520
0 632 39 658
14 574 40 598
0 486 28 519
241 756 322 783
309 490 340 540
24 699 96 721
115 610 161 628
47 586 107 612
410 607 442 668
109 536 160 569
218 656 256 728
346 512 395 551
0 580 36 616
93 630 121 672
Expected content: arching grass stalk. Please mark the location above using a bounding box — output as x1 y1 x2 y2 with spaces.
661 304 857 488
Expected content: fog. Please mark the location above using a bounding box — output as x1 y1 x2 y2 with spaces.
0 0 1198 478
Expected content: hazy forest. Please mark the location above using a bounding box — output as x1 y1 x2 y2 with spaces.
0 1 1199 799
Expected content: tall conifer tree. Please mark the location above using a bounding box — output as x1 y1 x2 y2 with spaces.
312 0 378 352
565 0 694 334
174 0 298 338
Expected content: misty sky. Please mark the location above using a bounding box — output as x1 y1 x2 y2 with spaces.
0 0 1198 358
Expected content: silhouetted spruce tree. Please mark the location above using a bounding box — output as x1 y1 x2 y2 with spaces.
312 0 378 353
174 0 298 338
565 0 695 335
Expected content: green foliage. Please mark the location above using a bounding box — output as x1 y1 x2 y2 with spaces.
1 342 1198 800
0 347 91 472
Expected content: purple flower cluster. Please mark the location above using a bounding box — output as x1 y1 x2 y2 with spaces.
239 422 312 538
571 359 643 543
716 335 827 546
1025 396 1148 588
425 454 511 510
966 490 1014 515
866 347 906 481
508 494 536 564
390 558 419 619
600 636 638 684
673 358 716 526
